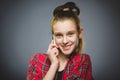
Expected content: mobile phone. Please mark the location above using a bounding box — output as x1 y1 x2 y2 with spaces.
52 35 60 52
52 35 56 45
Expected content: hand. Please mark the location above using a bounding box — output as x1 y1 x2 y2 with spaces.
46 40 59 65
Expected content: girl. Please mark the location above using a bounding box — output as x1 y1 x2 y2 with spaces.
27 2 93 80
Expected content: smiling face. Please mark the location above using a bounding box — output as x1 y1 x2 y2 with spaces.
53 19 81 56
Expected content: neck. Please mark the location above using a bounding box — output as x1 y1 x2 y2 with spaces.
58 52 69 62
58 53 69 71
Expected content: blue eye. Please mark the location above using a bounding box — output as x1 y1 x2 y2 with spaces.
68 32 74 36
69 33 73 35
55 34 62 38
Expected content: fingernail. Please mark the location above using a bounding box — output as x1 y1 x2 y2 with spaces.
56 45 59 48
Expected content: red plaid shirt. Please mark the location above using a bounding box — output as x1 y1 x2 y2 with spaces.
27 53 93 80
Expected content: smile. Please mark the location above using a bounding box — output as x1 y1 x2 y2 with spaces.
62 45 71 51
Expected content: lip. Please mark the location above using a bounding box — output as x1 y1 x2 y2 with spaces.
62 45 71 51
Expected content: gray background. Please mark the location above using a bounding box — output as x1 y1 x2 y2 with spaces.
1 0 120 80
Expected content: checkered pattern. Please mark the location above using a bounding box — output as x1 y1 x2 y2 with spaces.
27 53 93 80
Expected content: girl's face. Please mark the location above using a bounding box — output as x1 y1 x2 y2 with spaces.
53 19 82 56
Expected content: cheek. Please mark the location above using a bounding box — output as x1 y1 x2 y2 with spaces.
68 35 78 43
70 36 79 46
55 39 62 45
55 36 78 45
70 36 77 42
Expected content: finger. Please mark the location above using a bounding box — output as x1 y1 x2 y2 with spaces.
51 39 54 44
49 40 59 50
53 36 56 45
48 40 53 48
53 37 59 48
49 44 56 51
52 48 59 56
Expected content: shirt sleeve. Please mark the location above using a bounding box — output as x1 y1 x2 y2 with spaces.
26 54 43 80
73 54 94 80
85 54 94 80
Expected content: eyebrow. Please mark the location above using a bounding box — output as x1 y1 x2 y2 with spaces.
54 30 77 34
67 30 76 33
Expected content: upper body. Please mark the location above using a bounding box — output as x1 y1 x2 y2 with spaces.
27 2 94 80
27 53 93 80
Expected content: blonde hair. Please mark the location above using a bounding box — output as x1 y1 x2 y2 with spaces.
51 2 84 53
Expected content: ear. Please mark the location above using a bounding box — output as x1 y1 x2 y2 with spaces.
78 28 83 39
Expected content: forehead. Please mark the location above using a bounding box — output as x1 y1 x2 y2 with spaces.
53 19 77 33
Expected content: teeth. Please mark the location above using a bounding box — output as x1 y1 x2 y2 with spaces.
63 45 70 50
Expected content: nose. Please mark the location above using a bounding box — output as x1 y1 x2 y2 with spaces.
63 36 68 44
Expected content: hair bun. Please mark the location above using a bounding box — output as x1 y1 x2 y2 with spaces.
53 2 80 16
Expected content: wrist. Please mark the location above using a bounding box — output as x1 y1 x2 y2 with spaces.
51 62 59 68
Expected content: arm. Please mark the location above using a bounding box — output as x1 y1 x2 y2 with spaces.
27 40 59 80
42 63 58 80
85 55 94 80
26 53 59 80
43 40 59 80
